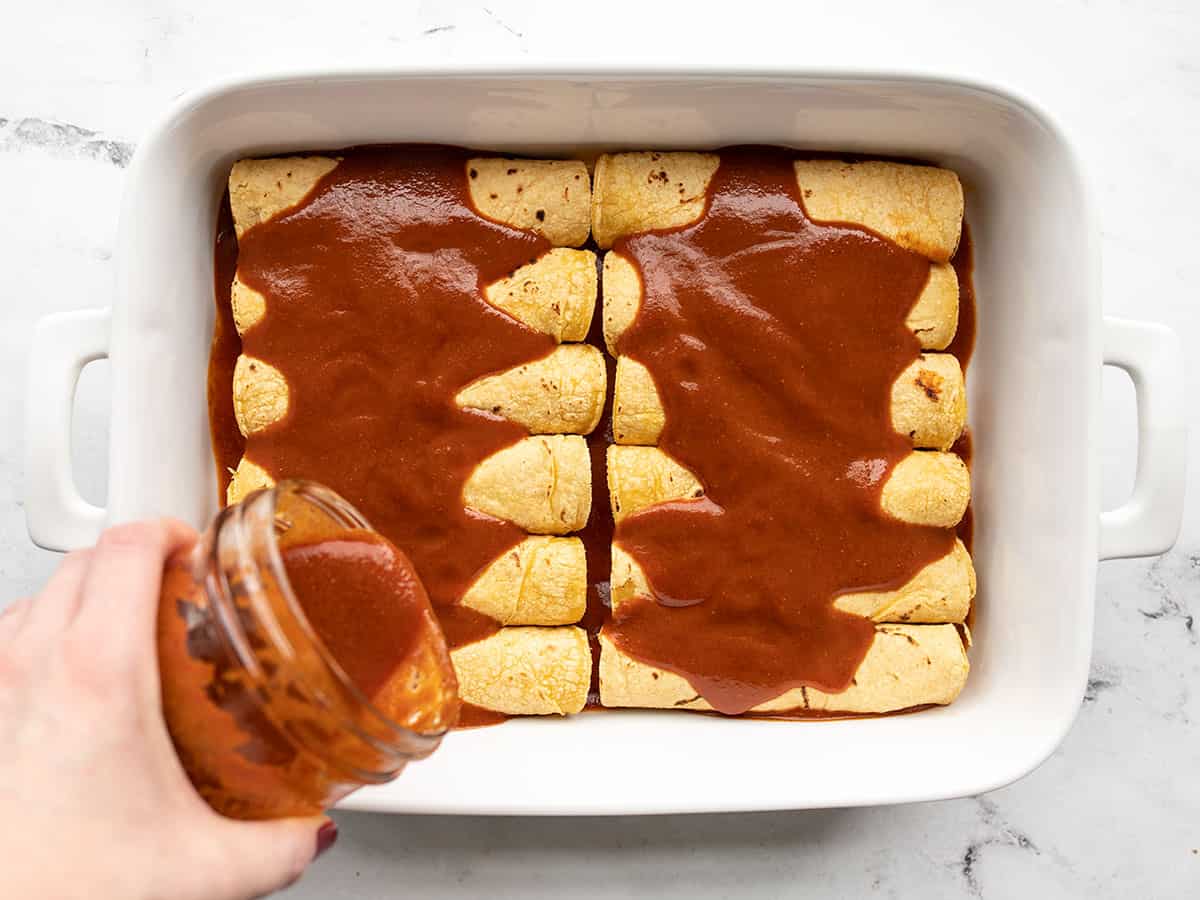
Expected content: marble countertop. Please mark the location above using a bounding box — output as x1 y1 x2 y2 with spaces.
2 1 1196 896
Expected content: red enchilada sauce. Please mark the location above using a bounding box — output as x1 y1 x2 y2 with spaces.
211 208 477 700
231 147 558 655
949 227 977 557
578 306 618 706
605 148 958 715
208 196 245 494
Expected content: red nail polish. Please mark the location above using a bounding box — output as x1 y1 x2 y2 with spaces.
315 820 338 859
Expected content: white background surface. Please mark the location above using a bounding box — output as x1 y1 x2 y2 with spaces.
2 1 1197 897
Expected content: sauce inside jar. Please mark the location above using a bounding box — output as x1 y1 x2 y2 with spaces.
157 481 457 820
281 529 459 734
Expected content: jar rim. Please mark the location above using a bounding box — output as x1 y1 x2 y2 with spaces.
251 479 444 760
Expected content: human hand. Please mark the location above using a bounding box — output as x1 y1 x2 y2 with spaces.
0 520 336 900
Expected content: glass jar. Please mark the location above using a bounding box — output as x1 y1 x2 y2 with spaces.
156 480 455 820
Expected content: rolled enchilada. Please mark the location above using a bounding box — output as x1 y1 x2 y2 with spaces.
590 151 964 262
613 352 967 451
606 444 970 530
452 626 591 716
603 249 960 356
598 625 969 714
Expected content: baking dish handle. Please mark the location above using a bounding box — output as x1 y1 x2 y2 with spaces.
1099 317 1187 560
25 308 111 551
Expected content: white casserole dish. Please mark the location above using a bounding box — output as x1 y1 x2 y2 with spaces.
25 69 1187 815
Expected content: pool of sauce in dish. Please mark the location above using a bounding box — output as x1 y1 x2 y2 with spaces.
578 277 618 707
949 226 977 627
604 147 960 715
209 196 244 494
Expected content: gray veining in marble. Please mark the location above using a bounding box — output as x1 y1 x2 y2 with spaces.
0 116 134 167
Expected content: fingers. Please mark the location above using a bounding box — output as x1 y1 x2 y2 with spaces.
72 519 198 671
209 815 331 899
23 550 93 643
0 596 35 646
3 549 94 652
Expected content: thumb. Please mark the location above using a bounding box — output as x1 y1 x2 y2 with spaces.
212 815 336 899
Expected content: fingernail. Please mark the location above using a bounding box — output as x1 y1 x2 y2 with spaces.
315 819 338 859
